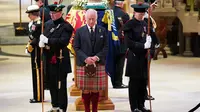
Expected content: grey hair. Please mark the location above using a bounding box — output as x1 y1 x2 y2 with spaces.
85 9 98 19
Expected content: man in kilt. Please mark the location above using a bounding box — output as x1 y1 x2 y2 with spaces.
73 9 108 112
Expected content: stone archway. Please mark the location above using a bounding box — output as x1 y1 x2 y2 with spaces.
167 17 184 55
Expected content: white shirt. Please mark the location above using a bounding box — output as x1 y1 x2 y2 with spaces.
87 24 96 33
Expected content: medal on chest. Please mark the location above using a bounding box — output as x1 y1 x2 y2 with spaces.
31 25 36 31
141 32 145 38
142 26 147 38
50 28 55 33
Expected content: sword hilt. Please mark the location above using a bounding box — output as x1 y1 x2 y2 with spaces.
57 49 64 60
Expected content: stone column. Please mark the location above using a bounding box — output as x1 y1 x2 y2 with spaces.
187 0 195 11
183 33 193 56
193 32 200 56
178 19 184 55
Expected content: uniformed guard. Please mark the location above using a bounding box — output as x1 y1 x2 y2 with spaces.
25 4 43 103
112 0 130 89
123 2 152 112
39 1 74 112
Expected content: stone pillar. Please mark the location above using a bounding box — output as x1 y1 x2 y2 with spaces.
192 33 200 57
190 0 195 11
183 33 193 56
178 19 184 55
187 0 195 11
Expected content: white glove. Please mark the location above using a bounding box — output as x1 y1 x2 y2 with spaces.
144 41 151 49
155 44 160 48
40 34 48 43
39 41 45 47
25 49 29 54
146 35 152 43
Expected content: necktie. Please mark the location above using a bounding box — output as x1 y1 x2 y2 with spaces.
90 27 95 54
90 27 95 41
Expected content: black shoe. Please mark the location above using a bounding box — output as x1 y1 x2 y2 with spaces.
29 99 41 103
113 84 128 89
133 108 142 112
139 107 151 112
145 95 155 100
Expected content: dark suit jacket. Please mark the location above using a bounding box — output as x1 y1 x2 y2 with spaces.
29 19 41 47
73 25 108 66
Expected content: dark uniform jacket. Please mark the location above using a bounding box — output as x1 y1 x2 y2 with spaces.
73 25 108 66
28 18 41 69
132 14 159 46
29 18 41 47
43 18 73 74
123 18 151 79
113 6 130 54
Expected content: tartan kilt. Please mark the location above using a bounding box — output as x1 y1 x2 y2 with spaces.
76 65 107 91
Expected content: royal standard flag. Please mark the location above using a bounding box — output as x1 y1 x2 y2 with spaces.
102 10 120 77
65 9 86 55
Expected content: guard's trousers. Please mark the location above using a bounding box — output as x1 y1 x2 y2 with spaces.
112 53 125 86
128 77 146 111
31 48 43 102
48 64 68 112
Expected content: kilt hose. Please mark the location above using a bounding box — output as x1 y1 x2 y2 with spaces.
76 65 107 91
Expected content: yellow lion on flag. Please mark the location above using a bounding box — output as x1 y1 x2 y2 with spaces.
65 10 86 55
